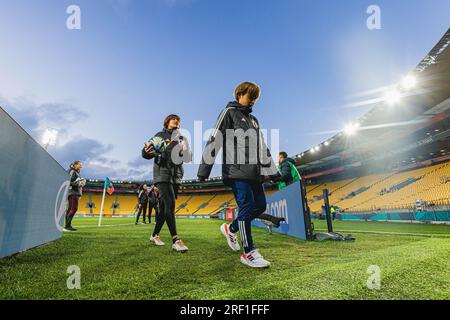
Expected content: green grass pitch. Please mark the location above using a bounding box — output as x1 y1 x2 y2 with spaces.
0 218 449 300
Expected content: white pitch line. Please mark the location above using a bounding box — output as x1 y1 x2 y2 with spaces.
315 228 450 238
76 223 137 229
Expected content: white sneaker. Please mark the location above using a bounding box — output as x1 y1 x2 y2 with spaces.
172 239 188 253
240 249 270 269
220 223 240 252
150 235 165 246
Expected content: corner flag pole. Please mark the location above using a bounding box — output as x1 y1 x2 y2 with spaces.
98 179 107 227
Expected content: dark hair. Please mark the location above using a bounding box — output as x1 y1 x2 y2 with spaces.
69 160 82 171
279 152 288 159
163 114 181 129
234 81 261 102
139 183 147 191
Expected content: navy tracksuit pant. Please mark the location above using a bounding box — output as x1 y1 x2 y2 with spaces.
228 180 267 254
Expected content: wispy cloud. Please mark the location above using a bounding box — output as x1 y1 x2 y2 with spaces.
0 95 151 181
51 136 113 167
0 95 88 141
125 156 153 181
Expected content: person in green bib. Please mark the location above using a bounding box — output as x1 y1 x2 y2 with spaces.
278 152 301 190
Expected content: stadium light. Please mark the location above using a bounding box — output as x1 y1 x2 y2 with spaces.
384 89 401 106
344 123 360 136
401 75 417 90
324 141 330 146
42 128 58 150
310 148 315 153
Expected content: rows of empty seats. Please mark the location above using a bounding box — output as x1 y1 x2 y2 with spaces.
306 162 450 213
76 194 138 215
76 192 232 216
77 161 449 216
201 194 236 214
176 194 216 215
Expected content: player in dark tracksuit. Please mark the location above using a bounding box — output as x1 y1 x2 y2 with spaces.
147 185 159 224
136 184 149 224
197 82 282 268
65 160 84 231
142 114 191 252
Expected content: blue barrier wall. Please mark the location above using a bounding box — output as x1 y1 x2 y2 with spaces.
337 211 450 222
252 181 308 240
0 107 68 258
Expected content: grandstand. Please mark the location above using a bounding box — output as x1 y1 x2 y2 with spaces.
176 194 215 215
306 161 450 213
81 180 256 217
80 158 449 219
80 160 449 220
294 28 450 220
79 182 140 216
81 156 449 220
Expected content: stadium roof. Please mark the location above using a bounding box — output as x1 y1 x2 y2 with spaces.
295 28 450 179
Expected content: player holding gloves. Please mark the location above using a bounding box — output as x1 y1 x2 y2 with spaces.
65 160 85 231
142 114 192 253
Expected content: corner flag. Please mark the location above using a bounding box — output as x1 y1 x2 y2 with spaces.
106 177 115 195
98 177 114 226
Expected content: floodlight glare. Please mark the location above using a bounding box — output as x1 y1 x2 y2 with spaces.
401 75 417 90
42 128 58 149
384 89 402 106
344 123 360 136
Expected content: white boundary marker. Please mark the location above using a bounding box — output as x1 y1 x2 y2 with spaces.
76 223 136 229
315 228 450 238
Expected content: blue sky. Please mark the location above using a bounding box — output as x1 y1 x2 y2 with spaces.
0 0 449 180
